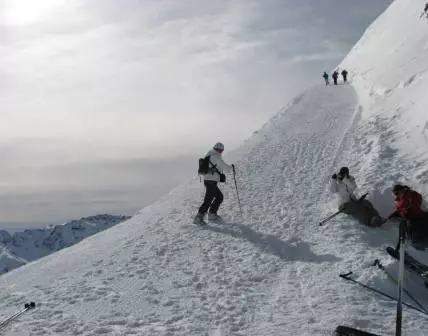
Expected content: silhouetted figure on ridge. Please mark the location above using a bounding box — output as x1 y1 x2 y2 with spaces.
332 71 339 85
341 69 348 83
322 72 329 85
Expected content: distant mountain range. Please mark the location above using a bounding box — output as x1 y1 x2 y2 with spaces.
0 214 130 274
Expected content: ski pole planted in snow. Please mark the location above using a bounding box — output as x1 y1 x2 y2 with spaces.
0 302 36 332
395 220 407 336
232 165 243 216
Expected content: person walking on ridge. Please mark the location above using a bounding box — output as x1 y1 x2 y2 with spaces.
341 69 348 83
332 70 339 85
322 72 329 85
194 142 234 225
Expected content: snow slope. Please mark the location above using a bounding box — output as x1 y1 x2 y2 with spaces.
1 0 428 335
0 215 130 275
341 0 428 197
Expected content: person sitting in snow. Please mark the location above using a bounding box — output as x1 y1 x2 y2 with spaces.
194 142 234 225
386 184 428 248
330 167 383 227
341 69 348 83
332 71 339 85
322 72 329 85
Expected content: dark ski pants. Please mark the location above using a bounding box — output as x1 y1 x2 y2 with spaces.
341 199 381 227
333 78 338 85
198 181 223 215
409 214 428 242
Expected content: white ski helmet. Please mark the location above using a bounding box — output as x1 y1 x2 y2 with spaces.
213 142 224 151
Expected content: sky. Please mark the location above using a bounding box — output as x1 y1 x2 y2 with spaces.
0 0 392 229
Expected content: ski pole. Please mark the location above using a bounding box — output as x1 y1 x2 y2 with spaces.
396 220 408 336
339 272 427 316
232 166 243 216
319 193 368 227
373 259 428 315
319 209 343 226
0 302 36 332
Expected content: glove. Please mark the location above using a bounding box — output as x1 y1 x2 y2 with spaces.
332 173 337 179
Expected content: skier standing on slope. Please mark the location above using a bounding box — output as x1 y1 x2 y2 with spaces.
194 142 234 225
341 69 348 83
386 184 428 248
322 72 329 85
332 70 339 85
330 167 383 227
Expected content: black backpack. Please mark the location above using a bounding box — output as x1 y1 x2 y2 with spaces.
198 156 211 175
198 156 226 182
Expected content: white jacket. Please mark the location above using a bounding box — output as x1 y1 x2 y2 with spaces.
330 175 357 206
203 149 232 182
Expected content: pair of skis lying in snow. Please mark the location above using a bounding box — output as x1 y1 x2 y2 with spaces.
335 248 428 336
339 249 428 316
337 237 428 335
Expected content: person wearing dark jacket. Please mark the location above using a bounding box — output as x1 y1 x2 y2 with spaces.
322 72 329 85
341 69 348 83
387 184 428 247
332 71 339 85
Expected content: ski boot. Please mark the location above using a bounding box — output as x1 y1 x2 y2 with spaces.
207 213 224 223
193 213 206 226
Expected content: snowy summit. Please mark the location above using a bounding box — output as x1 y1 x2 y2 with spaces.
2 0 428 335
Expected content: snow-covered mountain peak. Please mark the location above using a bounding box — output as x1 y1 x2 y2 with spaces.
0 214 130 274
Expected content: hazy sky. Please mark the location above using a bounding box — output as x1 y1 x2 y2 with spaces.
0 0 392 229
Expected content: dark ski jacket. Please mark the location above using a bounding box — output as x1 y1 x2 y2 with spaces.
332 71 339 79
394 190 425 219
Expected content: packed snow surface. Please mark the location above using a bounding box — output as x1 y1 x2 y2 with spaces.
2 0 428 335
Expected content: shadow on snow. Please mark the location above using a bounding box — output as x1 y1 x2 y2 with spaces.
204 222 341 263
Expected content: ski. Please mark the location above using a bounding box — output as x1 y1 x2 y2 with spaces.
339 272 427 315
386 246 428 281
0 302 36 332
335 325 381 336
373 259 428 314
